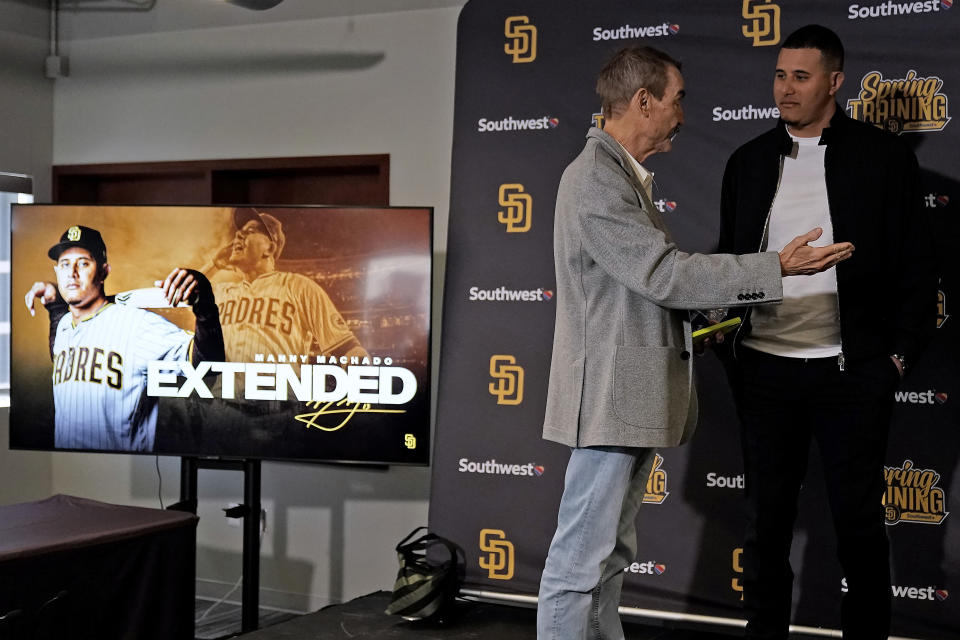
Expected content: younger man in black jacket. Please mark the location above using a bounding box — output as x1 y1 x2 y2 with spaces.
718 24 936 639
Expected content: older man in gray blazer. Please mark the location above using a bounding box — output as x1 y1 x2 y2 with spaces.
536 46 855 640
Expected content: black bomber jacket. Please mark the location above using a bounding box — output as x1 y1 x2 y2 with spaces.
718 105 936 369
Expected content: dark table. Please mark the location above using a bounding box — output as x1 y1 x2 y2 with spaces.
0 494 198 640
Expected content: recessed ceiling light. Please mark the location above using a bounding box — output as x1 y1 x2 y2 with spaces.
224 0 285 10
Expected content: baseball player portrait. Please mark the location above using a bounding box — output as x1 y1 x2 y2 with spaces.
24 225 225 452
204 207 367 363
142 207 371 458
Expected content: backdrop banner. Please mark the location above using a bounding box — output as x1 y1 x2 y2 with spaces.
431 1 959 636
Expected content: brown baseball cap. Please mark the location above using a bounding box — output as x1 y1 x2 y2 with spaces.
48 225 108 262
234 208 286 259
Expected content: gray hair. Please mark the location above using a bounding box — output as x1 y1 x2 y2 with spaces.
596 46 682 118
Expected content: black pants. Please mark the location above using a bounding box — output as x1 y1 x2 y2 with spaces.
736 347 899 639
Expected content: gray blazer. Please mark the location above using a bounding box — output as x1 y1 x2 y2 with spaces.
542 128 783 449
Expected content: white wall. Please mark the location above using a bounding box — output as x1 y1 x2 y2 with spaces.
41 7 460 611
0 1 54 506
0 2 52 199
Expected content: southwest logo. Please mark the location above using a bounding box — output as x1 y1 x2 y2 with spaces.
712 104 781 121
847 70 951 133
459 458 544 477
894 389 947 405
741 0 781 46
478 116 557 133
848 1 949 19
925 193 951 208
504 16 536 63
843 579 947 601
469 286 553 303
654 199 678 213
592 22 678 41
623 561 665 575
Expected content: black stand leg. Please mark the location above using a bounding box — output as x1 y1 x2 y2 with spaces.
178 457 198 513
242 459 261 633
178 456 262 633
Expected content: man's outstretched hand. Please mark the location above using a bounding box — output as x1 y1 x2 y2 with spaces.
24 281 58 316
779 227 854 276
156 268 215 309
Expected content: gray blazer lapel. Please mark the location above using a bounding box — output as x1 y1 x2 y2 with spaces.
636 182 670 237
591 127 671 237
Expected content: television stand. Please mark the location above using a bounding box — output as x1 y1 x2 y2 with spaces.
172 457 262 633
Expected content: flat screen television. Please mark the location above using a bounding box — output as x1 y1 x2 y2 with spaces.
10 204 432 465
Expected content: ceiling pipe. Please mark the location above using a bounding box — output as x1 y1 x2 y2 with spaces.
46 0 68 78
60 0 158 11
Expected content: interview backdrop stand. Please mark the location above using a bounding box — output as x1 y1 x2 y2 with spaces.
176 456 262 633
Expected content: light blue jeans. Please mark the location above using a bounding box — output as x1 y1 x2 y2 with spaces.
537 446 656 640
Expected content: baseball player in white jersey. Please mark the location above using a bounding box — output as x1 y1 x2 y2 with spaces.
206 207 366 362
152 208 367 458
25 225 225 452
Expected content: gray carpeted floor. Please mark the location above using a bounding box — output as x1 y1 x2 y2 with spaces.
194 597 299 640
235 591 746 639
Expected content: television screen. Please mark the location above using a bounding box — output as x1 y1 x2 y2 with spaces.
10 204 432 465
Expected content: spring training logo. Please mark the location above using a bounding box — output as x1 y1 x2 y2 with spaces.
643 453 670 504
883 459 949 525
847 70 951 134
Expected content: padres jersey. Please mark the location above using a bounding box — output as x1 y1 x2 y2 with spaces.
51 303 194 451
214 271 356 361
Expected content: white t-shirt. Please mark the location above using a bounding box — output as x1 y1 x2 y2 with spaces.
743 133 842 358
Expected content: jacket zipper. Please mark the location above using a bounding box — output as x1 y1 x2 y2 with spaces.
734 142 846 372
732 154 785 362
823 143 845 371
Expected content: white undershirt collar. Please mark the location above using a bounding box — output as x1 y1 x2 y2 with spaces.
614 140 654 200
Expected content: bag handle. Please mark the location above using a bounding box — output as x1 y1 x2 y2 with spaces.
394 527 460 570
395 526 429 551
